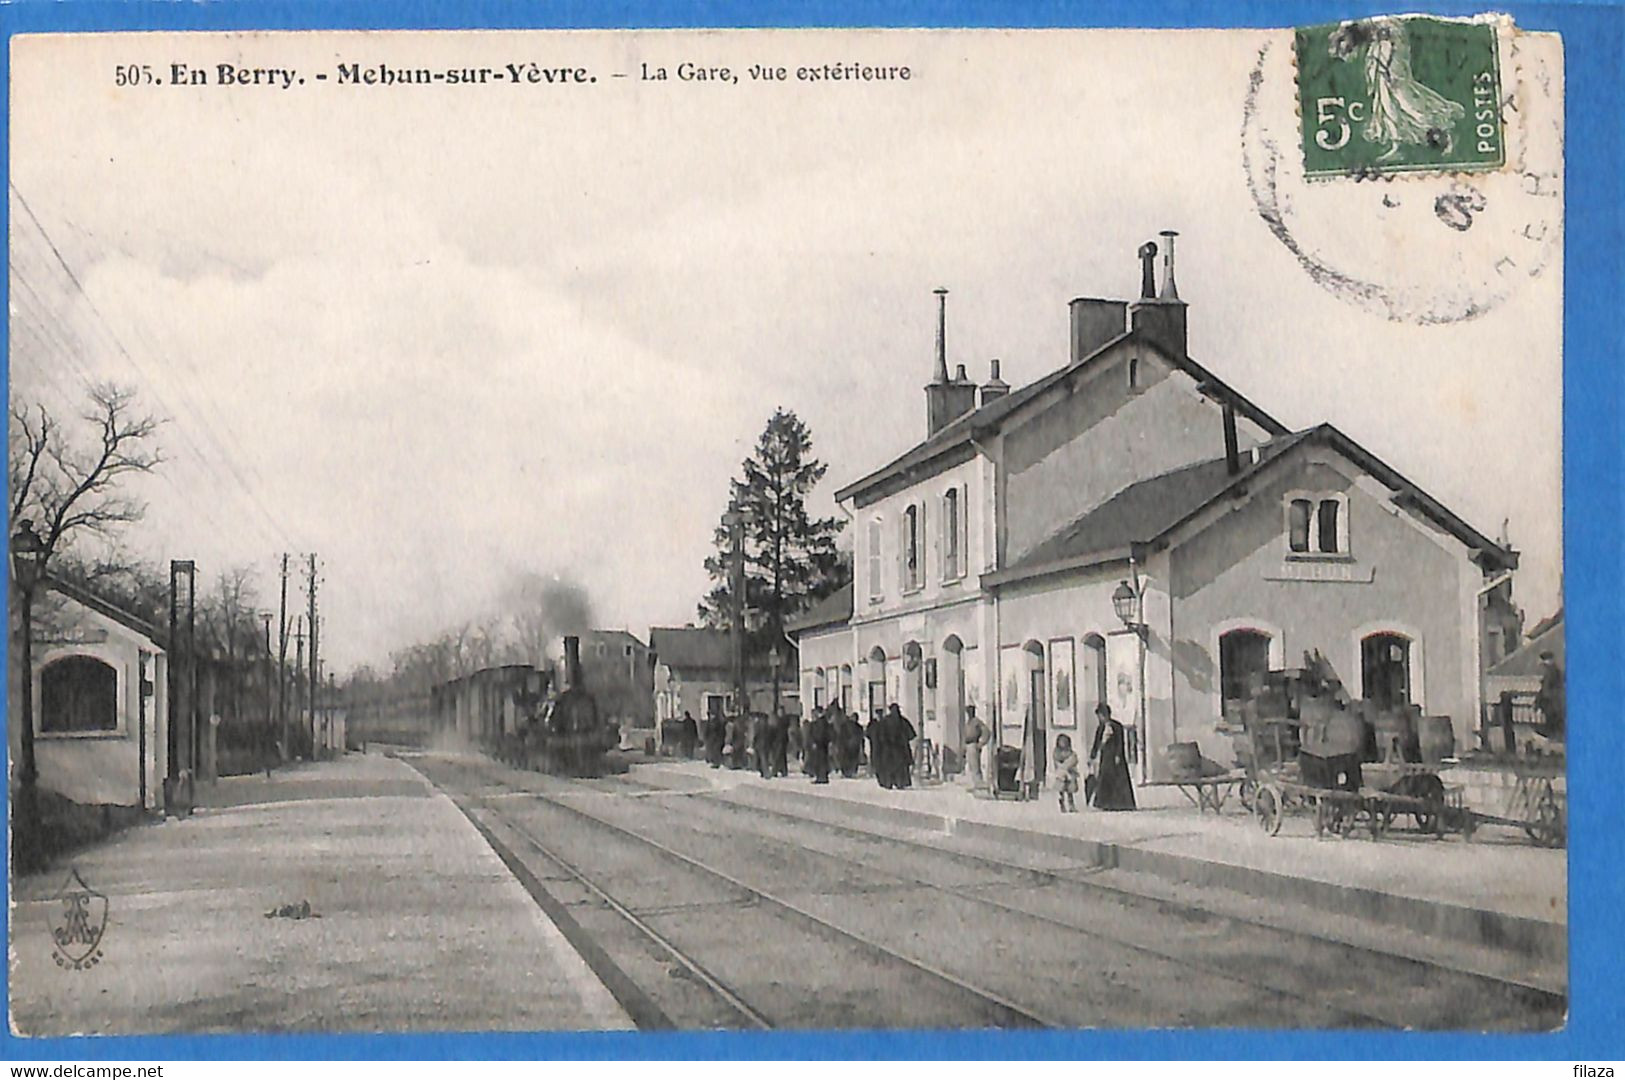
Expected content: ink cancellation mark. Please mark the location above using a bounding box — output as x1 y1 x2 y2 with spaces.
1297 16 1505 179
49 868 109 972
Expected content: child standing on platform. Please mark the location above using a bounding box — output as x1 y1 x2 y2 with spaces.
1053 733 1081 813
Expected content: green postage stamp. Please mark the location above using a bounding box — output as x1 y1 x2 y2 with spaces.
1296 15 1504 178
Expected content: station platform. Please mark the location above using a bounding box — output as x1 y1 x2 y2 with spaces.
628 756 1566 981
8 751 632 1036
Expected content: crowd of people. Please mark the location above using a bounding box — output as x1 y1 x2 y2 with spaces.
667 699 1138 812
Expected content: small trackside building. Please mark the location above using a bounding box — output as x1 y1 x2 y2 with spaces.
8 576 170 811
792 234 1519 788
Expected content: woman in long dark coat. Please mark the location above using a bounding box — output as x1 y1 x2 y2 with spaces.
837 712 863 778
1087 704 1137 810
885 704 916 789
805 708 833 784
702 712 725 768
868 710 893 788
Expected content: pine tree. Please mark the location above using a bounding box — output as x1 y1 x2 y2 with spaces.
699 408 847 658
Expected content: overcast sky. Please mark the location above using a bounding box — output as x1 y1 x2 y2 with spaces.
9 28 1563 672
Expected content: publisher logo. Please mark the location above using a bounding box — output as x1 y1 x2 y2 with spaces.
48 868 108 970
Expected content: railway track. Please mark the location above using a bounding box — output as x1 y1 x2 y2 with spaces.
408 753 1054 1030
407 753 1564 1031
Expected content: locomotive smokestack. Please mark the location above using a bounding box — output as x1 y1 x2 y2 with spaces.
563 635 582 690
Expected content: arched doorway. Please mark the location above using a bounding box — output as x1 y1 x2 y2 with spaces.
942 636 966 767
865 646 888 719
1361 633 1413 712
903 641 925 777
1023 640 1048 786
1080 634 1107 729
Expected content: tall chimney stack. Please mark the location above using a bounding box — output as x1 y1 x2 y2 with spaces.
932 287 950 384
1159 229 1181 301
926 288 978 434
1130 231 1189 357
563 635 582 691
980 359 1010 406
1137 241 1158 300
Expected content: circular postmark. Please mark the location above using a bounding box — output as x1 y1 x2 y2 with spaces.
1241 28 1561 324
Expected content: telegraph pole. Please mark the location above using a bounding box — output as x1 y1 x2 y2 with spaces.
292 616 306 758
307 554 319 756
277 554 289 759
723 511 747 718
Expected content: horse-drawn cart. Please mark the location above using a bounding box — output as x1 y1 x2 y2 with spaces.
1228 652 1560 844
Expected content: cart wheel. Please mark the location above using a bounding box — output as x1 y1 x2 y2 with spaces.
1409 774 1445 833
1238 778 1255 811
1255 784 1283 836
1525 798 1566 848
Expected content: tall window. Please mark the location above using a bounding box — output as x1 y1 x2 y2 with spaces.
902 504 923 591
1219 629 1273 723
1287 494 1348 555
942 488 960 580
40 656 118 734
867 519 883 600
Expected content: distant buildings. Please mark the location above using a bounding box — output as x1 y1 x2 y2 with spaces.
794 235 1521 786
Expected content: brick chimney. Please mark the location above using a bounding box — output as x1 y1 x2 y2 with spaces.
925 289 979 435
1069 298 1129 364
1129 230 1188 357
980 359 1010 406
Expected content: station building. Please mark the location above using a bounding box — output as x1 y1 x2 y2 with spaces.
791 236 1520 786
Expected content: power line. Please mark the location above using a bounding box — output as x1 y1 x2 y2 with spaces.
9 183 301 553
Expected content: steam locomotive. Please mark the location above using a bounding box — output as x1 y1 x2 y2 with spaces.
434 635 622 777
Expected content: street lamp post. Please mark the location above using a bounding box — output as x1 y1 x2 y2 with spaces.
769 643 782 719
1113 576 1150 781
11 520 48 874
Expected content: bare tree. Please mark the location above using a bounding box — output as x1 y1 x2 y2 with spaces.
9 382 163 564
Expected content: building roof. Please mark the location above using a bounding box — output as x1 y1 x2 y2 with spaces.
987 424 1517 587
786 583 854 635
587 628 647 651
41 573 167 646
1488 610 1564 679
833 330 1290 507
649 627 736 671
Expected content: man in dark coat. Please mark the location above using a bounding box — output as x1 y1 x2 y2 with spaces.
754 713 774 778
678 711 699 759
805 708 833 784
702 711 725 768
1535 651 1565 739
1087 703 1137 810
770 712 790 777
834 711 860 778
868 710 892 788
885 703 917 789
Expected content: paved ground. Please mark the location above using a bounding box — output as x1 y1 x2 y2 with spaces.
638 757 1567 927
9 752 631 1036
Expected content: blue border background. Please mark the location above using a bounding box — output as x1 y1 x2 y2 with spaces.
1 0 1618 1061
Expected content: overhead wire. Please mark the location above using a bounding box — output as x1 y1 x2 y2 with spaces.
8 182 301 558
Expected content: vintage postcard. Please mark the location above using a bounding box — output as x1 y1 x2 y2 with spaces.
7 21 1565 1040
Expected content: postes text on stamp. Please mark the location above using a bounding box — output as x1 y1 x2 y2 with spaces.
1297 15 1504 178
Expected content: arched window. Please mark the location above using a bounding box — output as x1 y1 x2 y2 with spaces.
1219 629 1274 722
1361 632 1413 711
1286 492 1349 555
1081 634 1108 721
942 488 960 580
40 656 119 733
